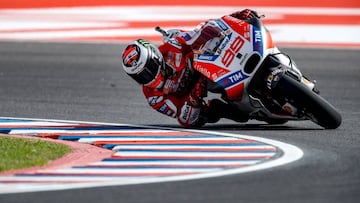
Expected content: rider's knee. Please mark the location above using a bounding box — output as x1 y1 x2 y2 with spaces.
177 102 205 128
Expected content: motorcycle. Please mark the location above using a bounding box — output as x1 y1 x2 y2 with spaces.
155 15 342 129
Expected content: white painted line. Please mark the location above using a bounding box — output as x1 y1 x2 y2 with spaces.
113 151 276 157
112 145 276 151
78 137 238 144
0 121 84 126
38 167 219 174
0 117 303 194
88 160 260 166
9 129 178 135
0 176 137 182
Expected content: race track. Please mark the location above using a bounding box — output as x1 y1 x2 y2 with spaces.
0 41 359 203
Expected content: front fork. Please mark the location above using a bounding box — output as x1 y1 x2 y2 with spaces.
268 66 320 117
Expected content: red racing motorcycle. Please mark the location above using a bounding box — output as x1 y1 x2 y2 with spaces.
156 15 342 129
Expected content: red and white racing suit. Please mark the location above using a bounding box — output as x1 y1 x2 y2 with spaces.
142 32 209 127
142 9 257 127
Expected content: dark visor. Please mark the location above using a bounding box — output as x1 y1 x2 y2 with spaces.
128 51 162 85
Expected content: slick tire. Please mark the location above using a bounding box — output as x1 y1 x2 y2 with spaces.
273 74 342 129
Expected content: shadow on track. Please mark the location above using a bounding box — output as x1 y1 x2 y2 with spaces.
147 123 321 131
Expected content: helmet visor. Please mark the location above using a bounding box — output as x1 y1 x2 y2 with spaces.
130 63 160 85
129 48 163 85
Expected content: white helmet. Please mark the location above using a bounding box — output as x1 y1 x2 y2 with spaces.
121 39 164 86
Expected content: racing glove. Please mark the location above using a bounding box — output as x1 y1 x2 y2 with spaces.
188 76 207 107
230 9 260 20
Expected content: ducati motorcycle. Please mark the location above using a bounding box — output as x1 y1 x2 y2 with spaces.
156 15 342 129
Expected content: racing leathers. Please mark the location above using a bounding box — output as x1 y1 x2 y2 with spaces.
142 9 257 127
142 34 208 127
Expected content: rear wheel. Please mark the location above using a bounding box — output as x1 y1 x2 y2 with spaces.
272 74 342 129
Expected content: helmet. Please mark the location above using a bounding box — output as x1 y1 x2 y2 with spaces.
122 39 164 88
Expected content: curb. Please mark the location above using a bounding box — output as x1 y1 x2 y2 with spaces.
0 134 113 176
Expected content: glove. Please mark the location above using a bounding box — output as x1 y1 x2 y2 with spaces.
188 76 207 107
191 76 207 98
230 9 260 20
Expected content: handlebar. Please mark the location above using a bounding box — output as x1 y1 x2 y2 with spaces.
155 26 169 37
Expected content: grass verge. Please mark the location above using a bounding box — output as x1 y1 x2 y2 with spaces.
0 136 72 172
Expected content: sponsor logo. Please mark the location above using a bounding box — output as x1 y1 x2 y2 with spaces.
198 54 216 61
181 104 191 121
166 110 174 116
218 70 249 88
148 96 163 105
179 103 200 124
215 19 229 31
212 73 218 80
195 64 211 78
195 54 220 64
182 107 190 120
254 30 262 43
168 39 182 49
159 104 168 113
181 33 191 41
137 39 151 47
253 28 263 55
219 37 230 50
266 68 284 89
228 70 248 83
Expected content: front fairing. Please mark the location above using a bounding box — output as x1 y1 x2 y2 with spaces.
193 16 276 100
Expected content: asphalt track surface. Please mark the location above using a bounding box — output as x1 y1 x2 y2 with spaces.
0 41 359 203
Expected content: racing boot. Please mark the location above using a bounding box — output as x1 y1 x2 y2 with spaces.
204 99 249 123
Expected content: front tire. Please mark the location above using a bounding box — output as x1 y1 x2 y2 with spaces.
273 74 342 129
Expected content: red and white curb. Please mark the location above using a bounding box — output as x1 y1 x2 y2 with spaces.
0 117 303 194
0 6 359 48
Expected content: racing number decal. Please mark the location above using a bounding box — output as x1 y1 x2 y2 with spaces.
221 36 245 67
230 36 245 53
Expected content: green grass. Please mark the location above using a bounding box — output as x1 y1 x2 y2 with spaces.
0 136 72 172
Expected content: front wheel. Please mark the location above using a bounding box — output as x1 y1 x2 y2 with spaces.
272 74 342 129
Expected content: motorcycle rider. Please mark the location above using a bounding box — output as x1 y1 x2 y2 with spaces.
121 9 259 127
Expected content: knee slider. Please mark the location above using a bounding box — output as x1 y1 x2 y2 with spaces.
178 102 201 127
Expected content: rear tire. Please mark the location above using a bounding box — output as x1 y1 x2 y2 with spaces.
273 74 342 129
